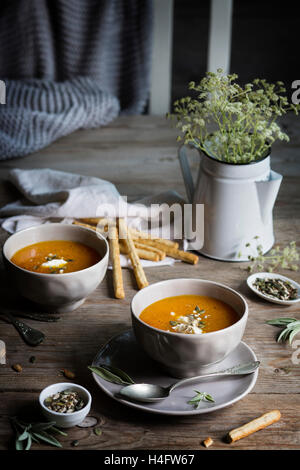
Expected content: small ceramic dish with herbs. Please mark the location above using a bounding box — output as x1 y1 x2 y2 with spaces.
247 272 300 306
39 383 91 428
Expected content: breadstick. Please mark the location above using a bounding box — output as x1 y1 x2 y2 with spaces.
108 225 125 299
118 219 148 289
129 227 179 249
227 410 281 443
79 217 103 224
119 242 160 262
73 220 97 230
73 221 197 265
80 217 110 228
164 246 199 264
0 340 6 364
76 220 178 251
133 241 166 260
135 239 198 264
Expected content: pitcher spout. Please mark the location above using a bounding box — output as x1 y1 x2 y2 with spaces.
255 170 283 224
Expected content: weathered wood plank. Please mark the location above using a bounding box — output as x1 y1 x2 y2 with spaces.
0 393 298 450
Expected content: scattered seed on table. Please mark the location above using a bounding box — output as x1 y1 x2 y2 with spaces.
12 364 22 372
29 356 36 363
71 440 79 447
61 369 76 379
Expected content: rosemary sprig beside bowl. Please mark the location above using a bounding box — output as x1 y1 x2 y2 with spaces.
266 318 300 344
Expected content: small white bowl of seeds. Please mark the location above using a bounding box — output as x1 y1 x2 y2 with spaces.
39 383 91 428
247 272 300 306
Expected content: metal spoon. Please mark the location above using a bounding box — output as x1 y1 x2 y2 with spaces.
119 361 260 403
0 312 45 346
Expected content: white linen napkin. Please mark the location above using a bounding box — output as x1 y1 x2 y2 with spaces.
0 168 186 268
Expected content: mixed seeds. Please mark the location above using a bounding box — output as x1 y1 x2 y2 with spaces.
253 277 298 301
44 389 85 413
33 253 74 274
169 305 206 334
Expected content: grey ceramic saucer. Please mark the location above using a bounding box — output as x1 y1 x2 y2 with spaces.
91 330 259 416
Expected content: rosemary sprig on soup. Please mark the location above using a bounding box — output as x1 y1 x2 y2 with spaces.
139 295 240 334
10 240 101 274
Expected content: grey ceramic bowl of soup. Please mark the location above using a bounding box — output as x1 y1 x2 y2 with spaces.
131 278 248 378
3 223 109 312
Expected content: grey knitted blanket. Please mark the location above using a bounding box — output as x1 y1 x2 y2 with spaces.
0 0 153 160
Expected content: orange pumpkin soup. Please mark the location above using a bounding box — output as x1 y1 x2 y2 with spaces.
139 295 239 334
11 240 101 274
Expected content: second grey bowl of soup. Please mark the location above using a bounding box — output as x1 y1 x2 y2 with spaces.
131 279 248 378
3 223 109 312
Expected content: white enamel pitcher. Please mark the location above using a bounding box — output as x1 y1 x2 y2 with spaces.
178 145 283 261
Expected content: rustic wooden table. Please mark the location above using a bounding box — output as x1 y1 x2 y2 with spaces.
0 116 299 450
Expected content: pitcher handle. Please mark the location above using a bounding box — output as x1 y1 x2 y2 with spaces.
178 145 196 203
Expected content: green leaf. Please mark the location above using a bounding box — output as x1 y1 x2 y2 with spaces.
49 426 68 436
17 430 30 441
15 439 24 450
289 325 300 344
88 365 134 385
204 393 215 403
188 390 215 408
101 364 135 385
32 431 62 448
266 318 297 327
25 434 32 451
267 317 300 343
30 422 57 433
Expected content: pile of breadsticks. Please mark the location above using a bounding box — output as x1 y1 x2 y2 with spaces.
73 218 198 299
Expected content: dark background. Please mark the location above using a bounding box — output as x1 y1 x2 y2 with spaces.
172 0 298 102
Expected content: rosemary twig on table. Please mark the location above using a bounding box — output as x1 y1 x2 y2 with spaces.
266 318 300 344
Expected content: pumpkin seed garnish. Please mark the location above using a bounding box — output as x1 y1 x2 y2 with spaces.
169 306 206 334
254 278 298 301
44 390 85 413
93 428 102 436
61 368 76 379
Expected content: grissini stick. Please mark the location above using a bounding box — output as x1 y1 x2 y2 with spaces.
108 224 125 299
119 241 160 262
118 218 148 290
227 410 281 443
129 227 179 249
133 241 166 260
